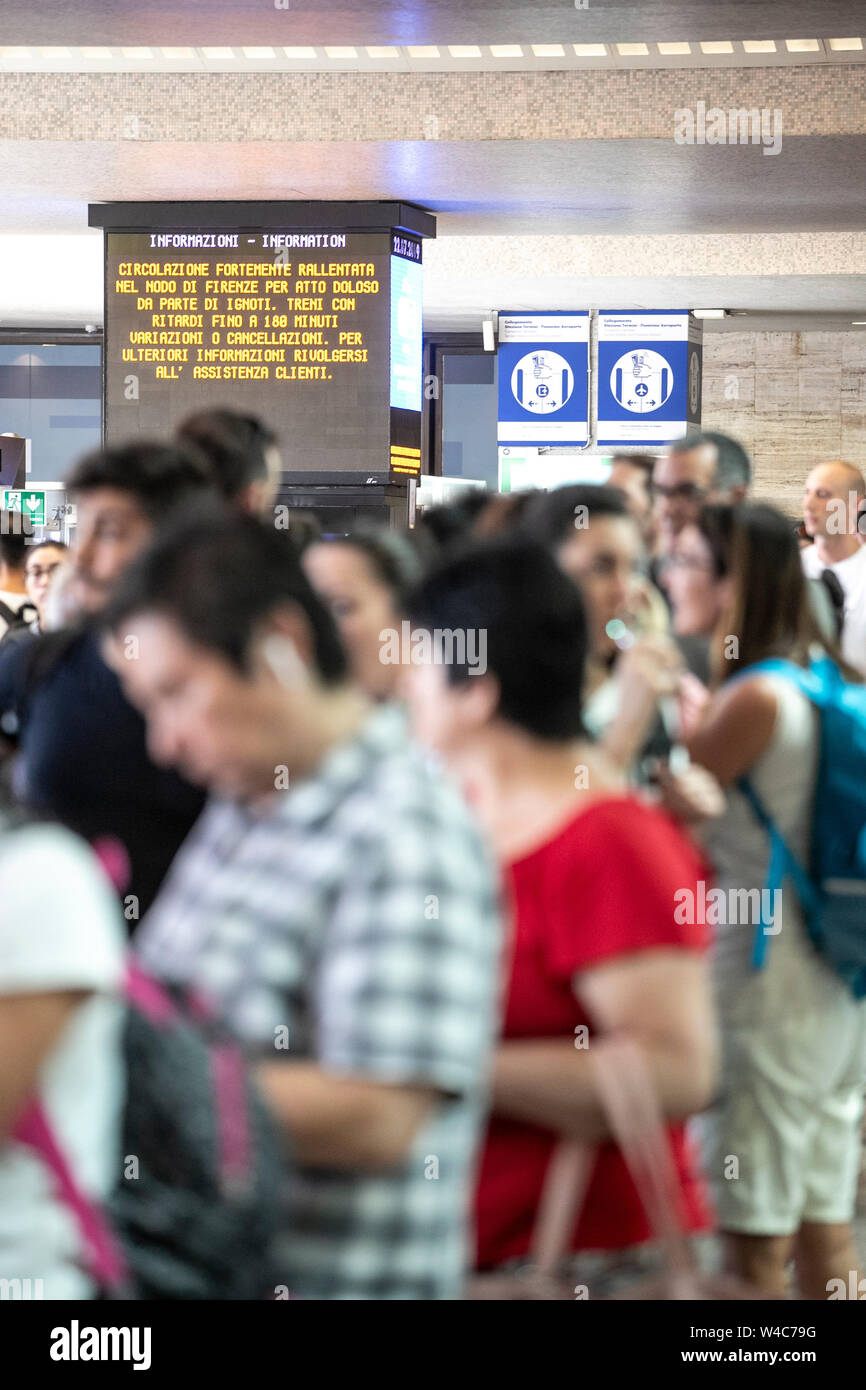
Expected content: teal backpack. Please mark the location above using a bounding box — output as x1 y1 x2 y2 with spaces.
738 652 866 999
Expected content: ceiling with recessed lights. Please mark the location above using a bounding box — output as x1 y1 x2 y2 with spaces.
1 0 865 48
0 0 863 330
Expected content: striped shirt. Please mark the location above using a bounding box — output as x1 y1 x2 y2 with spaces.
136 703 502 1299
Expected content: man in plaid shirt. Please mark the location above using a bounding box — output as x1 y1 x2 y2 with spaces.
104 509 502 1300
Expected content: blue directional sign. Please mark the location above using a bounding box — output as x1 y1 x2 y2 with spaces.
597 312 702 446
497 311 589 446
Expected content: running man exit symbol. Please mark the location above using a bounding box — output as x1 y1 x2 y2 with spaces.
4 490 45 525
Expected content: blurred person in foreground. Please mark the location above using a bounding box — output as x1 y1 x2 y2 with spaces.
0 815 124 1298
0 443 214 919
303 529 424 701
176 407 282 519
666 501 866 1298
403 537 718 1294
103 510 501 1300
801 460 866 675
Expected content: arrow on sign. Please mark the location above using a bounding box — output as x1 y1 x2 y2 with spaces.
25 495 41 512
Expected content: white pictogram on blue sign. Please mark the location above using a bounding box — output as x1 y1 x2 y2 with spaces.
610 348 674 414
511 351 575 414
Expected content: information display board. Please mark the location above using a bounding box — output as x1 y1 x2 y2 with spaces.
95 206 431 482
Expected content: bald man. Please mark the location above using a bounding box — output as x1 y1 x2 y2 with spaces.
802 460 866 674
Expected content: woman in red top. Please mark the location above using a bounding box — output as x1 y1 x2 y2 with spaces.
404 537 718 1285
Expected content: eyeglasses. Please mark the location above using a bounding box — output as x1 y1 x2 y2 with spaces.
659 553 717 573
651 482 709 502
25 563 62 581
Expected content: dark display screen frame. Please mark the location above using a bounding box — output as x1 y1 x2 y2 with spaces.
91 202 435 485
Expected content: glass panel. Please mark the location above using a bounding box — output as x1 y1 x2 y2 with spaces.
441 352 497 488
0 345 101 483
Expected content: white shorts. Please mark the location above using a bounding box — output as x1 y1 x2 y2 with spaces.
696 952 866 1234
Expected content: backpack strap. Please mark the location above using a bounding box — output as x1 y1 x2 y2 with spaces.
741 651 840 709
12 1100 127 1293
738 776 820 969
0 598 22 628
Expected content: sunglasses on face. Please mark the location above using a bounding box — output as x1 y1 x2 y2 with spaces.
659 552 717 573
651 482 709 503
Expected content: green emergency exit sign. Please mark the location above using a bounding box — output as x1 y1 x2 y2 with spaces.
4 490 46 526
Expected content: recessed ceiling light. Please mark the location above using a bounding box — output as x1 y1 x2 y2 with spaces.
202 48 233 60
449 46 482 58
852 321 866 325
785 39 820 52
38 46 69 58
81 48 113 60
617 43 649 56
122 47 155 60
743 40 777 53
829 38 863 52
692 308 728 319
491 45 523 58
325 47 358 59
242 47 275 59
532 44 565 57
366 47 399 58
283 48 316 59
161 48 195 60
700 41 734 54
573 44 607 57
408 46 440 58
657 42 691 55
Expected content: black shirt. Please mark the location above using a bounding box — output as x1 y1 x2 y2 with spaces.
0 625 205 923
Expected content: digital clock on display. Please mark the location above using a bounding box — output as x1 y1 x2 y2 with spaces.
391 234 422 263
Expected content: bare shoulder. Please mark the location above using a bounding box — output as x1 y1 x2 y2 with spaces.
686 674 779 785
710 673 779 723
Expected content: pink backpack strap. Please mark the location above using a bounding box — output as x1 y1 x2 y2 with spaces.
124 959 178 1022
12 1100 127 1293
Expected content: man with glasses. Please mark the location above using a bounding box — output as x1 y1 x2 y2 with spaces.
23 541 69 632
651 431 752 564
0 540 70 656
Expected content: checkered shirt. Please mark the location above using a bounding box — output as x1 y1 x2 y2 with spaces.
136 703 502 1299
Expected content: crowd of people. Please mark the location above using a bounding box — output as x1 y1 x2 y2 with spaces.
1 410 865 1301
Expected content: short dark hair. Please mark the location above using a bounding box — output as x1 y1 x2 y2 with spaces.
609 452 655 478
415 490 489 553
25 539 69 567
314 529 424 608
105 506 348 684
176 409 278 503
670 431 752 492
68 441 215 523
0 513 28 569
406 537 588 741
519 483 632 550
